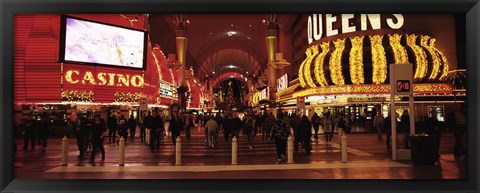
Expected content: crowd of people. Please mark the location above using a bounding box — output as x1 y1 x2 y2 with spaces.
17 104 468 164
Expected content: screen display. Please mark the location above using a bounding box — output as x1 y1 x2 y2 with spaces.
63 17 146 69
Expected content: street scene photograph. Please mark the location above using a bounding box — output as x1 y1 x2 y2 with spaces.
13 14 467 179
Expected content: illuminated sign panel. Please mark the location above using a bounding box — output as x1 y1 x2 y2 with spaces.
277 74 288 92
307 14 404 44
347 97 386 103
64 69 144 87
61 17 147 69
396 80 411 92
159 81 177 98
259 87 269 100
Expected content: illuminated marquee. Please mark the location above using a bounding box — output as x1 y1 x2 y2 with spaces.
259 87 269 100
307 14 404 44
64 70 144 87
277 74 288 92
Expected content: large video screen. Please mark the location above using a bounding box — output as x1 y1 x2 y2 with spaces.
61 17 147 69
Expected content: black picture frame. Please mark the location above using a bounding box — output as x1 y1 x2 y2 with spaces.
1 0 479 193
59 15 148 71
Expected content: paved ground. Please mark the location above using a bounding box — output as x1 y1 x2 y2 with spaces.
14 128 467 179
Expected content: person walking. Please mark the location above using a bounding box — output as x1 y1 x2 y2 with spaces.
184 114 193 141
323 113 333 145
150 110 164 151
107 114 117 143
263 113 275 141
205 116 219 148
231 114 242 140
144 111 153 145
292 113 302 152
344 115 352 133
139 112 146 143
75 113 88 159
243 114 256 149
311 113 321 141
272 113 291 163
255 112 264 138
169 112 183 147
384 113 393 148
117 115 128 145
89 114 106 163
128 115 137 140
37 113 50 153
373 112 385 140
299 115 312 154
223 113 232 142
22 114 36 150
400 110 410 149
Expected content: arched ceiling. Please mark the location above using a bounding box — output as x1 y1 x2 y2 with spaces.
149 14 297 82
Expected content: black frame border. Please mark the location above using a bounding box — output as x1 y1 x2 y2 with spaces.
1 0 479 193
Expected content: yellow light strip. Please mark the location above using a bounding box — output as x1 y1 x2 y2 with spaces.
61 90 94 103
292 84 453 98
304 45 319 88
429 38 450 80
406 34 428 81
388 34 408 64
349 37 364 84
329 39 346 85
370 35 387 84
419 35 441 81
152 47 163 81
298 47 311 88
114 92 141 103
314 42 330 87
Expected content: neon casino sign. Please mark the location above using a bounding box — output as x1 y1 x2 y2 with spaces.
64 70 144 88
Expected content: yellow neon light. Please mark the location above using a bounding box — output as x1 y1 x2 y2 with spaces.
349 36 364 84
314 42 330 87
419 35 441 81
370 35 387 84
406 34 428 82
388 34 408 64
429 38 449 80
329 39 346 85
304 44 319 88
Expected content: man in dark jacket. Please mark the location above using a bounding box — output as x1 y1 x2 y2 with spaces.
90 114 106 162
75 113 88 159
169 112 183 146
272 113 291 163
263 113 275 141
384 113 392 149
150 111 164 151
37 113 50 153
128 115 137 140
143 111 153 144
299 115 312 154
231 114 242 139
292 113 302 152
22 114 36 150
107 114 117 143
222 114 232 142
311 113 321 141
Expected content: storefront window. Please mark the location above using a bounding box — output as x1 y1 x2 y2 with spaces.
428 106 445 122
